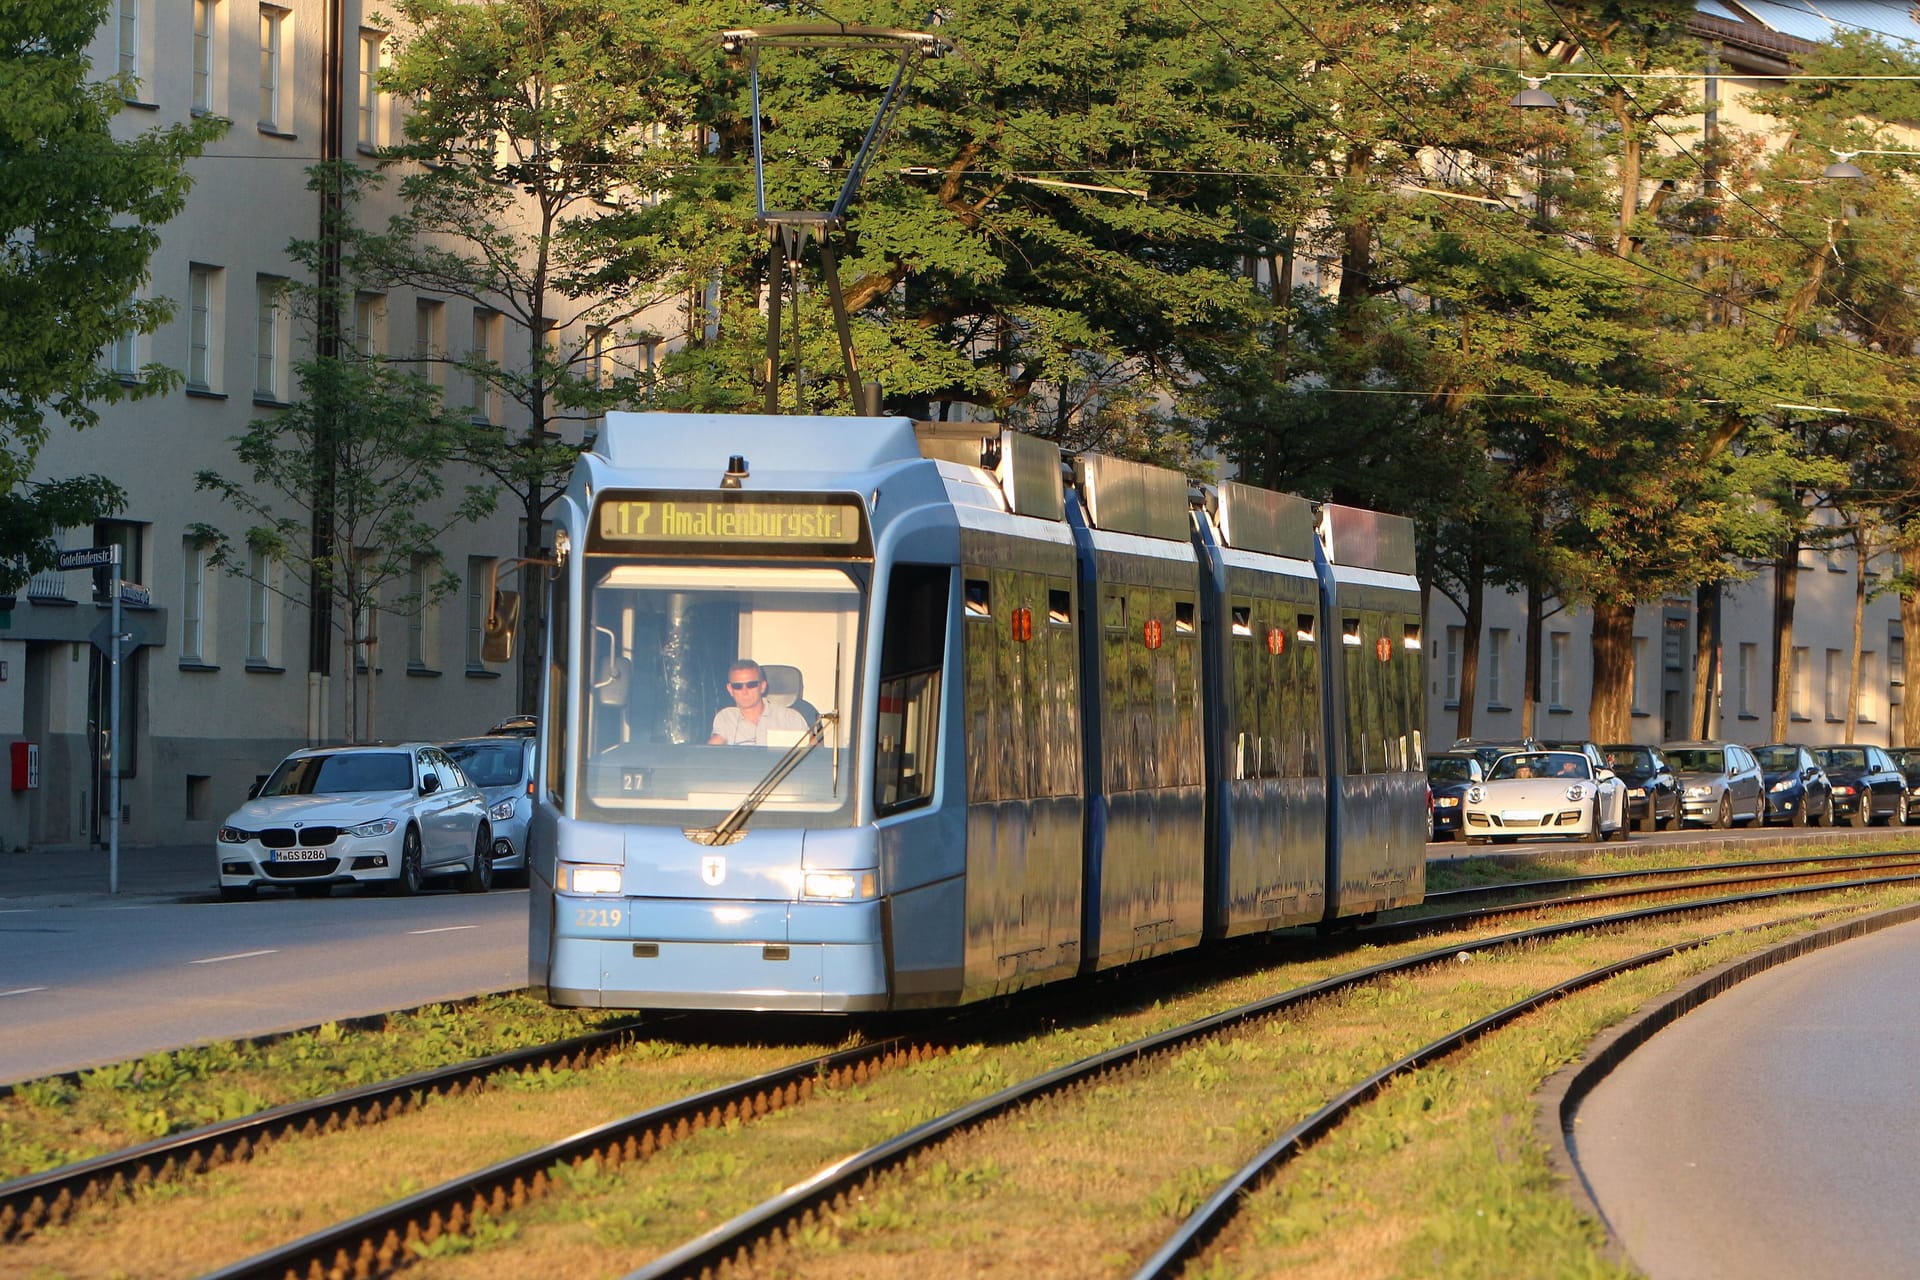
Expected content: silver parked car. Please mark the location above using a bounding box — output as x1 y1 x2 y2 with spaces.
1663 741 1766 829
217 744 493 899
443 735 535 884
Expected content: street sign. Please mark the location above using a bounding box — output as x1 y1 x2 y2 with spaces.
57 547 116 570
90 614 148 660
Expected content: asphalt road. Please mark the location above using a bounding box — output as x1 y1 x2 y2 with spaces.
0 888 526 1086
1572 918 1920 1279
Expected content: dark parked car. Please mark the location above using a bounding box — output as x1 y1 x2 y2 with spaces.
1813 745 1907 827
1601 743 1681 832
1753 744 1832 828
1426 751 1484 841
1891 748 1920 823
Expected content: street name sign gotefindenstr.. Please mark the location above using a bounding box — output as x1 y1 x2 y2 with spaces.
56 547 116 571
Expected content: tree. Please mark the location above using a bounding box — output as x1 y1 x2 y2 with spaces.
356 0 730 713
194 354 497 743
0 2 222 586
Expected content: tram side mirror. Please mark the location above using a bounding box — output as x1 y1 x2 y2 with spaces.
482 590 520 663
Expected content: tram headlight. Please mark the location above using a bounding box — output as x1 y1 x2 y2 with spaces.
564 864 623 894
803 870 877 900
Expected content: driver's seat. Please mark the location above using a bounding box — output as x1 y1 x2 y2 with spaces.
760 664 819 726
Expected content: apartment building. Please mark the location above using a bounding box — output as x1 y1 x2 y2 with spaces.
0 2 625 852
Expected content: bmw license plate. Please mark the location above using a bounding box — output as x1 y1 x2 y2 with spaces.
275 848 327 862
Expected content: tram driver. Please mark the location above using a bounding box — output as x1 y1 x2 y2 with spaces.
710 659 809 746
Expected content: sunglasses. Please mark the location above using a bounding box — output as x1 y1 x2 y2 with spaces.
728 679 765 690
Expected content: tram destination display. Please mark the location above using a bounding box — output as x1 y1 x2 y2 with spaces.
590 492 869 556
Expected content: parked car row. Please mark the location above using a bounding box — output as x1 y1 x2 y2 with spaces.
1431 735 1920 844
215 719 538 900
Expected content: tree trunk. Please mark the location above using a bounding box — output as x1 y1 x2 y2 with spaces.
1691 579 1719 739
1589 602 1638 743
1520 580 1543 738
1770 538 1800 742
1903 543 1920 748
1455 569 1485 742
1845 528 1867 744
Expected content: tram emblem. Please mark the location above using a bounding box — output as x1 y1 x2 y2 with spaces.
701 855 727 886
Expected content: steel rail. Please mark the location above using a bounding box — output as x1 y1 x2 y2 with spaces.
0 1022 648 1242
1135 894 1920 1278
616 870 1920 1280
202 1036 940 1280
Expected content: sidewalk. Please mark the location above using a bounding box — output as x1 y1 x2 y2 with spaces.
0 843 215 908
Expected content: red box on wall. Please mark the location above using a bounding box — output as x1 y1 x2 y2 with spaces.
11 741 38 791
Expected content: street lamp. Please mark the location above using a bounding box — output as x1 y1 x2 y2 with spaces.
1822 149 1920 181
1510 76 1560 110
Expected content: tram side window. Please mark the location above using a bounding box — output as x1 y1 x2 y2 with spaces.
877 565 950 813
1343 613 1388 774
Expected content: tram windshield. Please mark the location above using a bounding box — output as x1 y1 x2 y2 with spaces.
578 562 863 826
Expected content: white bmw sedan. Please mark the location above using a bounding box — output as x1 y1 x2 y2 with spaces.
216 744 492 899
1461 749 1629 845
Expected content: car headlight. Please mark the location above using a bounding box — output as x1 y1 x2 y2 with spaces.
803 870 877 900
563 864 623 894
344 818 398 838
1466 786 1484 805
218 825 254 844
1566 784 1587 803
1770 778 1794 793
1685 784 1712 798
489 797 518 821
1435 796 1459 808
1627 786 1645 798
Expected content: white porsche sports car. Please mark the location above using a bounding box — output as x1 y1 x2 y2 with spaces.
1461 749 1629 844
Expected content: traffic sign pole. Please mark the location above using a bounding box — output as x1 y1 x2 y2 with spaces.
109 546 121 895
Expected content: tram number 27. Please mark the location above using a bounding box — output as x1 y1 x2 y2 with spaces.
575 908 623 929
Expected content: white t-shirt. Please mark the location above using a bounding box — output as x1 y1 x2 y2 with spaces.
710 703 808 746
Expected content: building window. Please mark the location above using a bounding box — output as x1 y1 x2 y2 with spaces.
118 0 141 86
469 308 501 423
467 555 495 669
258 5 288 131
108 317 139 382
193 0 216 113
187 264 220 391
406 554 435 669
1791 646 1811 720
357 30 385 148
254 275 285 400
181 538 207 663
1443 625 1461 705
1548 631 1568 707
1486 628 1507 707
414 299 445 385
1825 648 1844 721
353 291 386 359
1738 642 1757 717
246 547 273 664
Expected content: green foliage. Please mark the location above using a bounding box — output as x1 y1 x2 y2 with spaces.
0 2 223 589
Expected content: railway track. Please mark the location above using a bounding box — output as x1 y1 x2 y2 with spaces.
7 851 1915 1277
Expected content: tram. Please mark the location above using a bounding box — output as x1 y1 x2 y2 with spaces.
520 413 1425 1012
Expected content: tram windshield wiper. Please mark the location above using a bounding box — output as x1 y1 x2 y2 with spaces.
689 711 839 846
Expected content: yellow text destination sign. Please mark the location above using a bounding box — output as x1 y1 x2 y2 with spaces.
594 495 866 552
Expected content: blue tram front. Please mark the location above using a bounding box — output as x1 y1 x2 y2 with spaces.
528 413 1423 1012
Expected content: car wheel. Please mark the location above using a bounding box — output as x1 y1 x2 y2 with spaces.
1789 800 1806 828
219 885 255 902
1894 798 1909 827
294 882 331 898
461 825 494 894
392 827 425 896
1714 794 1732 830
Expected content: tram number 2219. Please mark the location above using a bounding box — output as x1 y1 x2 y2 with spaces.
575 907 624 929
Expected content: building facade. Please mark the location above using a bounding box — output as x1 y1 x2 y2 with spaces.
0 1 634 852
